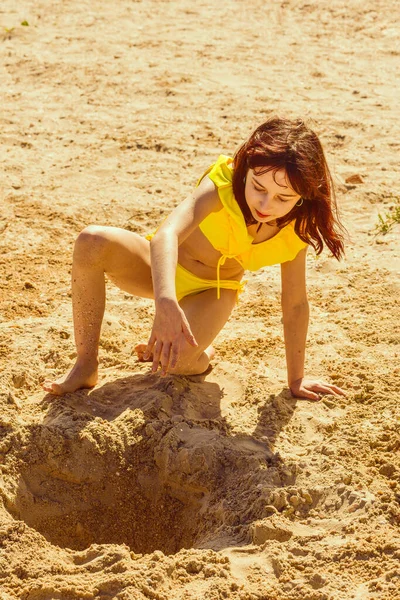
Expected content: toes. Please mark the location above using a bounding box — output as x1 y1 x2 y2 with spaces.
135 344 153 362
42 381 55 393
42 382 62 395
135 344 147 352
50 383 64 395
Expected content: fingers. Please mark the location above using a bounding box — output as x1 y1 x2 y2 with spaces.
151 340 163 373
291 387 320 401
306 390 322 401
290 378 347 401
143 332 156 361
329 384 347 396
146 335 180 375
314 383 346 397
159 342 172 376
291 385 342 401
169 344 180 370
313 384 336 396
144 310 197 375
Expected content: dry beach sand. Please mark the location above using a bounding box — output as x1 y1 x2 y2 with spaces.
1 0 400 598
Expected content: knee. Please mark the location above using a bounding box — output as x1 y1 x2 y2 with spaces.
74 225 110 265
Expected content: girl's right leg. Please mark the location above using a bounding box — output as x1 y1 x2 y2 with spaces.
43 225 153 395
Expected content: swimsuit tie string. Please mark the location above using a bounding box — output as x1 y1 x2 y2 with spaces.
216 255 227 300
216 254 244 300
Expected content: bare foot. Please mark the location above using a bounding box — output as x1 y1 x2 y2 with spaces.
42 358 99 395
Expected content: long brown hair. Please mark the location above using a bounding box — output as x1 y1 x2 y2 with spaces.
232 117 346 259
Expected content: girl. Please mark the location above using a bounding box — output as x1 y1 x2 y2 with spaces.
43 117 346 400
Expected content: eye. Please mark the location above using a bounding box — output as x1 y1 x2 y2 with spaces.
278 196 290 203
253 184 264 192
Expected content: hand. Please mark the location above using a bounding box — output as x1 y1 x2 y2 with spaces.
289 377 346 401
144 297 198 376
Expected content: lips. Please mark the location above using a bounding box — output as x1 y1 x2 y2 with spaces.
255 209 271 219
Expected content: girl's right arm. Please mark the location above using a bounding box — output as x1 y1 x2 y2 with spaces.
144 176 221 375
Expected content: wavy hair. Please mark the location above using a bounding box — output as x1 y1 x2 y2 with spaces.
232 117 346 259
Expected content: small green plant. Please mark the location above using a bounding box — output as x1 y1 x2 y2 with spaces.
4 20 29 34
375 200 400 235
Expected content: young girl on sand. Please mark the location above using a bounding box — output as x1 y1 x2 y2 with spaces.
43 116 346 400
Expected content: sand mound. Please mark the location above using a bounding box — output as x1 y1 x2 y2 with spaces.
2 369 295 555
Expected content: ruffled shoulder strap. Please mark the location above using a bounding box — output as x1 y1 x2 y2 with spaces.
197 155 246 229
196 154 233 187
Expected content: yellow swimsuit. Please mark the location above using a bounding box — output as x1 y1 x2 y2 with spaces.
148 155 308 302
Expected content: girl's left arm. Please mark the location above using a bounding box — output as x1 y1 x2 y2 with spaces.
280 248 345 400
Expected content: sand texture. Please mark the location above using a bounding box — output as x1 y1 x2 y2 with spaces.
1 0 400 598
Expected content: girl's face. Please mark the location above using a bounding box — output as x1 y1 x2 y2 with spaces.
244 168 301 224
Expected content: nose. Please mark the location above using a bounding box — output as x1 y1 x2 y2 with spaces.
259 193 272 211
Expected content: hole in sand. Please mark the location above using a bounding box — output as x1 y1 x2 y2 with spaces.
6 370 296 554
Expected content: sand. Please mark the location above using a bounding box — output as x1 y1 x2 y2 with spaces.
1 0 399 598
